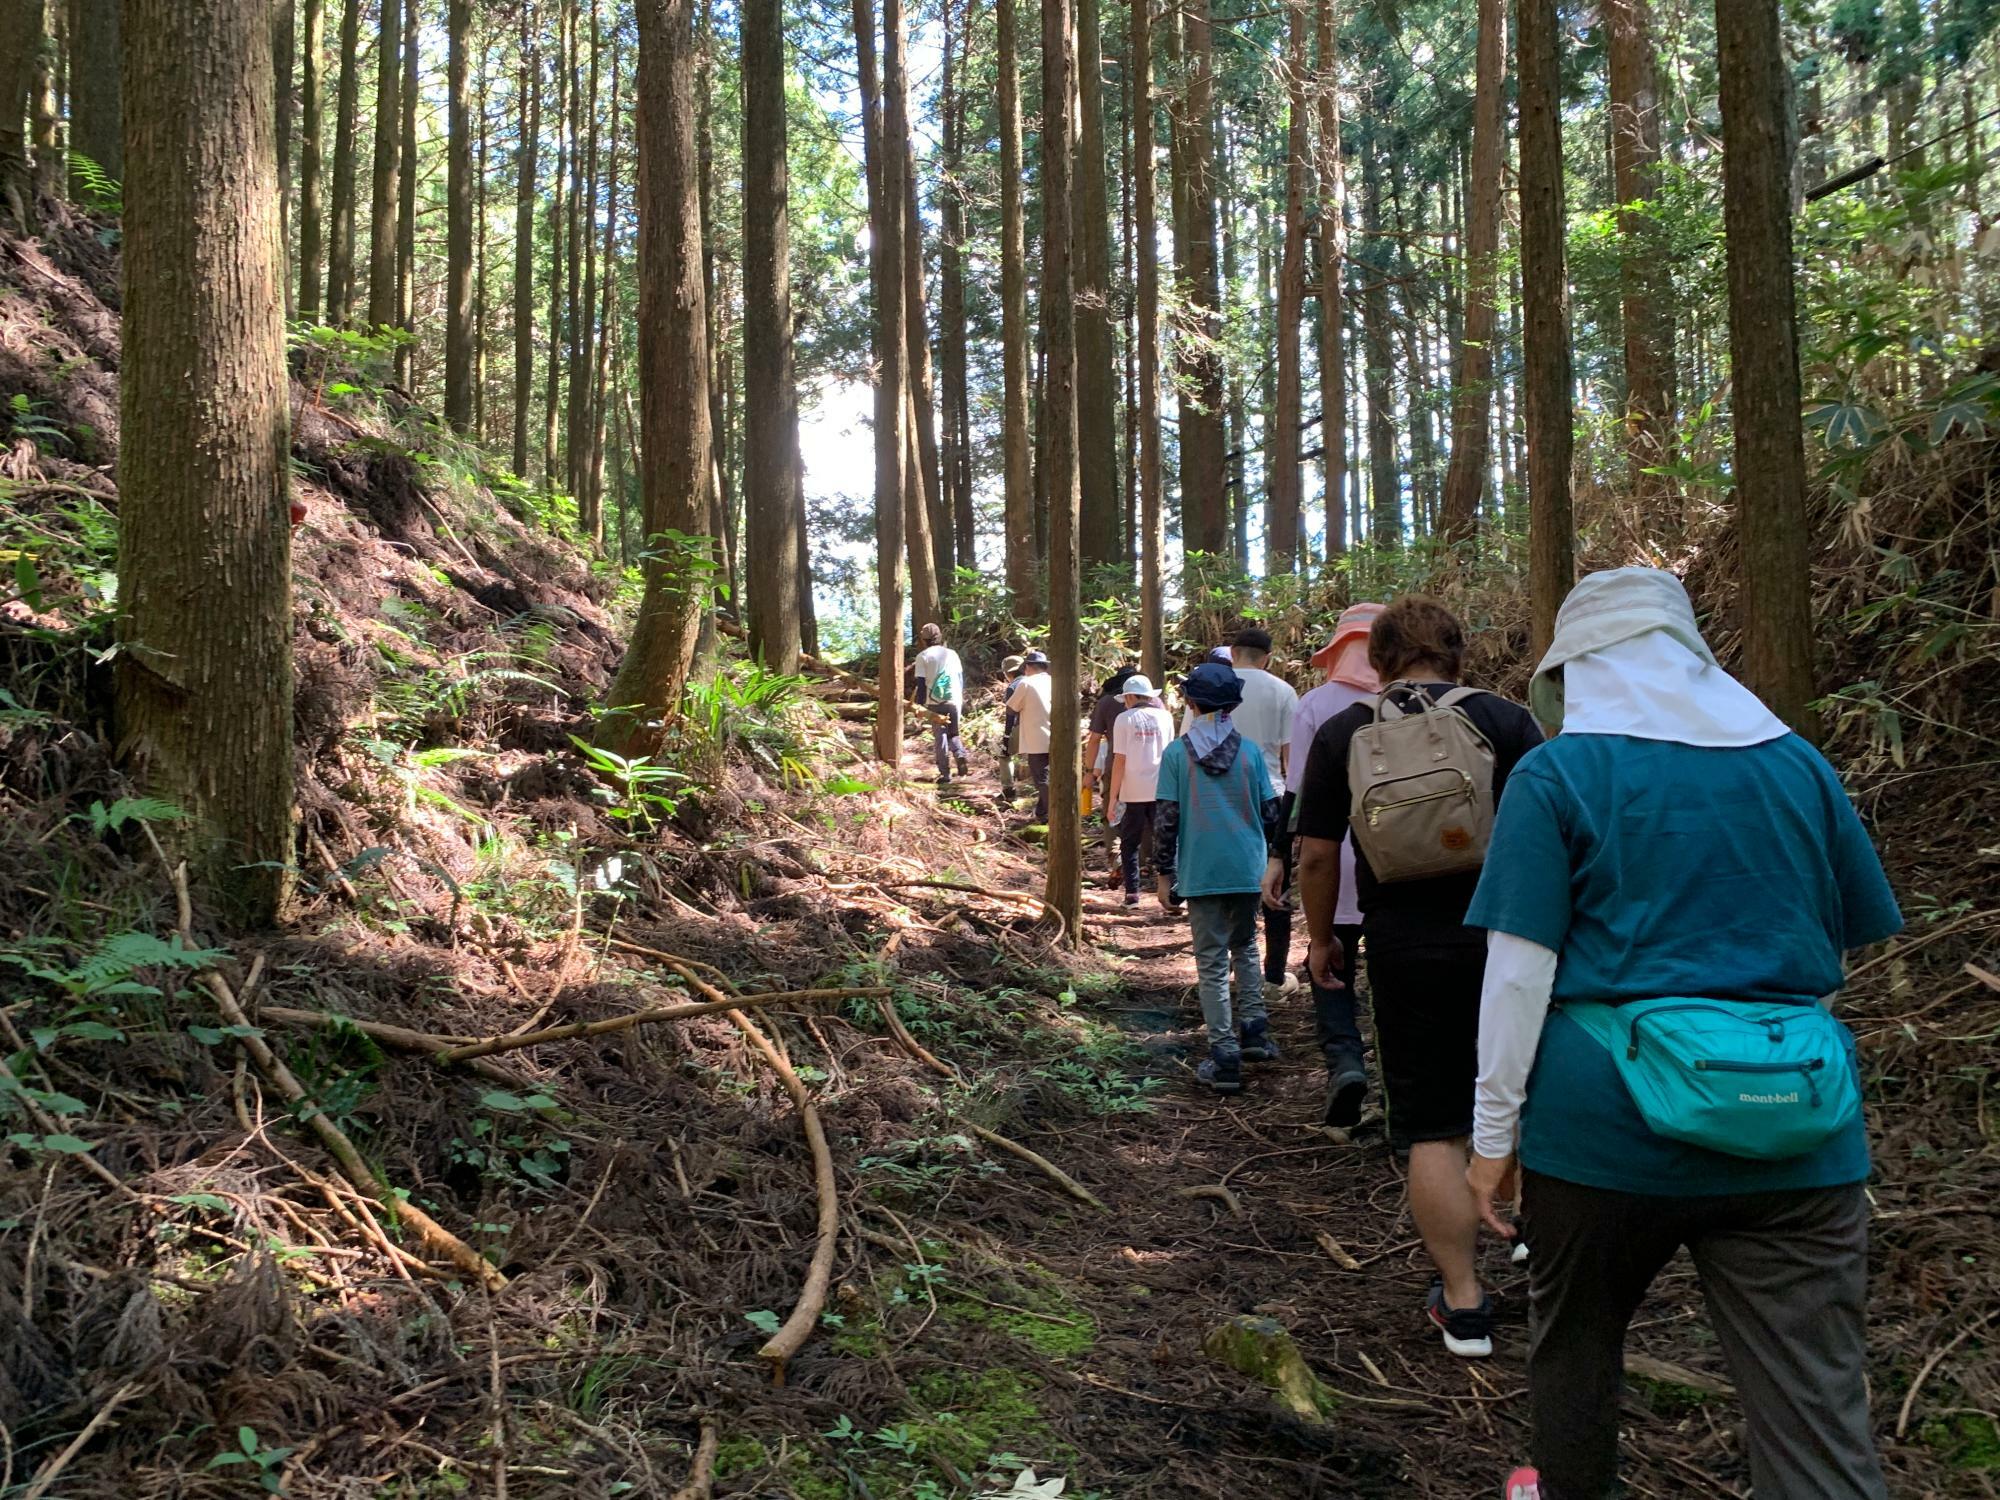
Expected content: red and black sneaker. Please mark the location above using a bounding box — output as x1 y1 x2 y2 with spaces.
1427 1282 1495 1358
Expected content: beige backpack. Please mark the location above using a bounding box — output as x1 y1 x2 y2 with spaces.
1346 682 1497 883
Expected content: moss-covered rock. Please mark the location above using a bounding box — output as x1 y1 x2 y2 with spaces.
1201 1315 1337 1422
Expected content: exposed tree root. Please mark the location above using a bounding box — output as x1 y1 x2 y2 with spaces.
1174 1183 1244 1218
669 1418 720 1500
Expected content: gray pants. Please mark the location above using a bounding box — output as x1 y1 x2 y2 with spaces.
1186 892 1267 1049
1523 1171 1885 1500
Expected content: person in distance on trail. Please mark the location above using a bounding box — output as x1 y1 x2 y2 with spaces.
1294 596 1544 1360
995 654 1026 798
1466 568 1900 1500
1085 662 1143 881
1263 601 1386 1127
909 622 970 787
1223 626 1302 1013
1104 674 1175 908
1154 661 1284 1094
1004 650 1056 822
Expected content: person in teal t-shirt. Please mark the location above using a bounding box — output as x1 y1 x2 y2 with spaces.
1154 663 1283 1094
1465 568 1900 1500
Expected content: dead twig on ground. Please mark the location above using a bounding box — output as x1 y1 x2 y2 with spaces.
1314 1231 1363 1271
1896 1307 1998 1438
19 1382 141 1500
1174 1184 1244 1218
964 1122 1108 1212
434 986 890 1063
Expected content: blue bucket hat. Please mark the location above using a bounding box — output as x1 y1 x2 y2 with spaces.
1181 662 1244 712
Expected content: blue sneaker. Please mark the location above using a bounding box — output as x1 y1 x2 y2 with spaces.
1239 1018 1281 1064
1195 1043 1243 1093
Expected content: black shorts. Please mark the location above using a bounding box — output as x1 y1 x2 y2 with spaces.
1366 945 1485 1148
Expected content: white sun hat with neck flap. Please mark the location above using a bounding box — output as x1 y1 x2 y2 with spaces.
1531 566 1791 748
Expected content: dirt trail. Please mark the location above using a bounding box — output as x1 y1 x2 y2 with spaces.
877 731 1781 1499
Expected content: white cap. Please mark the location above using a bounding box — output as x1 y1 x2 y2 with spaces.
1121 675 1156 699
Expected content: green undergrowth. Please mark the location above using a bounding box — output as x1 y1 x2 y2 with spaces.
1922 1411 2000 1471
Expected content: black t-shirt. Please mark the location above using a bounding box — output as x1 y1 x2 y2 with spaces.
1087 691 1127 738
1295 683 1545 955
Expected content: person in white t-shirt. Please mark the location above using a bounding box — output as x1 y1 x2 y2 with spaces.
1003 651 1055 820
1105 676 1175 906
909 623 970 786
1224 627 1301 1006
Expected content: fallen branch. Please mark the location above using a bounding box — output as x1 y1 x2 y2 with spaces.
964 1123 1108 1213
257 1005 525 1083
668 1419 720 1500
435 986 890 1064
1848 909 1999 981
1624 1351 1735 1401
1896 1308 1997 1439
206 970 506 1290
1314 1231 1363 1271
877 997 958 1081
19 1381 142 1500
1175 1184 1244 1219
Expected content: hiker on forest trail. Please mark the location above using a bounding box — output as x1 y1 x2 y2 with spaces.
1155 662 1284 1094
1294 596 1543 1359
1222 626 1301 1005
1085 663 1142 880
1105 675 1174 908
1004 651 1055 822
996 654 1026 798
1466 568 1901 1500
1263 600 1386 1126
910 623 970 787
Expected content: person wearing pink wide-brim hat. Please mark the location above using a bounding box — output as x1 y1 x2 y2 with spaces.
1260 601 1388 1125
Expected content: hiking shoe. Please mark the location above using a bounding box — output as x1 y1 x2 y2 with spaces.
956 756 971 779
1324 1059 1368 1128
1239 1018 1281 1064
935 774 953 788
1262 973 1300 1006
1504 1467 1541 1499
1122 889 1141 907
1427 1283 1495 1359
1196 1044 1244 1094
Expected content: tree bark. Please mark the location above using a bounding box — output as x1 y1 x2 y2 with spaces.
298 0 325 319
1177 0 1226 562
1314 0 1346 556
1360 142 1398 547
856 0 907 761
1 3 35 227
66 0 119 187
1606 0 1677 527
367 0 400 330
1269 0 1309 573
939 0 974 574
475 32 490 441
544 0 570 481
118 0 293 925
1133 0 1163 677
395 0 417 383
1518 0 1574 654
1075 0 1120 575
274 0 294 313
997 0 1036 615
512 10 539 477
742 0 801 671
444 0 475 430
326 0 361 325
598 0 713 757
1437 0 1504 546
1717 0 1816 737
586 36 619 521
1042 0 1082 938
568 0 599 515
901 130 947 618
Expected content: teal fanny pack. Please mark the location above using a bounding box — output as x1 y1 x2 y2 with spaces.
1561 998 1862 1162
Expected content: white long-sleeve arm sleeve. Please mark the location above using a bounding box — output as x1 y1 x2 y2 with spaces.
1473 930 1560 1161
